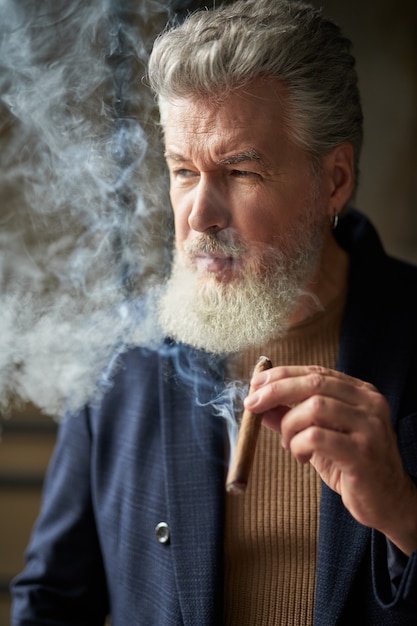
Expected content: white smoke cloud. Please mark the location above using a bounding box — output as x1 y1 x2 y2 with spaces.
0 0 174 416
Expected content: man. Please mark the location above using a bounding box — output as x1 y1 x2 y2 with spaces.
11 1 417 624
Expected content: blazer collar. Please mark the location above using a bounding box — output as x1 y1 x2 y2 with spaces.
334 209 415 422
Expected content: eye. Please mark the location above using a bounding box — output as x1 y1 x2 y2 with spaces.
172 168 199 180
231 169 260 179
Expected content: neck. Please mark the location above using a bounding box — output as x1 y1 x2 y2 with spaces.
289 230 349 327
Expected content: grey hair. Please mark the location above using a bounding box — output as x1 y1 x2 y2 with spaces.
148 0 363 190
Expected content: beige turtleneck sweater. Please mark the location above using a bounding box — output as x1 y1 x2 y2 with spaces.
224 291 346 626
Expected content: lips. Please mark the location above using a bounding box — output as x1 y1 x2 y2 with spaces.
193 254 235 274
182 234 247 278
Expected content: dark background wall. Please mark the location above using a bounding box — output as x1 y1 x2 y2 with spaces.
311 0 417 262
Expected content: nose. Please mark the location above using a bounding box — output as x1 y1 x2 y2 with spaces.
188 176 230 234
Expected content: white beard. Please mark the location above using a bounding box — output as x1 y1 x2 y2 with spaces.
158 211 326 355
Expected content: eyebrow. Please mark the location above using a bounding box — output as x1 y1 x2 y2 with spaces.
164 149 270 170
217 149 265 167
164 151 186 162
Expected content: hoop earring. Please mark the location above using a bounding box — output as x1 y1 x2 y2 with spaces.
330 211 339 230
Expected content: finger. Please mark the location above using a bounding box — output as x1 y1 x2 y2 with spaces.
284 397 395 465
245 367 377 414
261 405 290 433
288 425 415 539
279 396 364 449
250 365 370 390
288 423 359 466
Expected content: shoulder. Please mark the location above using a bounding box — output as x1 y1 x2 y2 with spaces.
337 208 417 296
58 346 162 436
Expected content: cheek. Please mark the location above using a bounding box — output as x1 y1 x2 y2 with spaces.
230 186 288 245
173 218 188 246
170 192 190 234
237 212 283 247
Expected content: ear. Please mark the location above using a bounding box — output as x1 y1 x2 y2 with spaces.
323 142 355 217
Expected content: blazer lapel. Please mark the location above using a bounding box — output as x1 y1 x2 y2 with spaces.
159 344 226 626
315 212 415 623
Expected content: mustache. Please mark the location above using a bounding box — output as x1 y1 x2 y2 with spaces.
183 233 248 258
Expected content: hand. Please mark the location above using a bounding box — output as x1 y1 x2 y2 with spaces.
244 365 417 556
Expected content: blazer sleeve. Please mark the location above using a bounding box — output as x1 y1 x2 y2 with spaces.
372 532 417 615
10 408 109 626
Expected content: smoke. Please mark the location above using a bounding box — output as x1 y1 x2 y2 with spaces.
166 344 247 466
0 0 176 416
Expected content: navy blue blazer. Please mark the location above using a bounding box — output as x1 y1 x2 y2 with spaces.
11 210 417 625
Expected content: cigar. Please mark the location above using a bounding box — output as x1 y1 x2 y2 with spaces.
226 355 272 494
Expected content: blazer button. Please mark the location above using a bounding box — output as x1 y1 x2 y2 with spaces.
155 521 170 545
